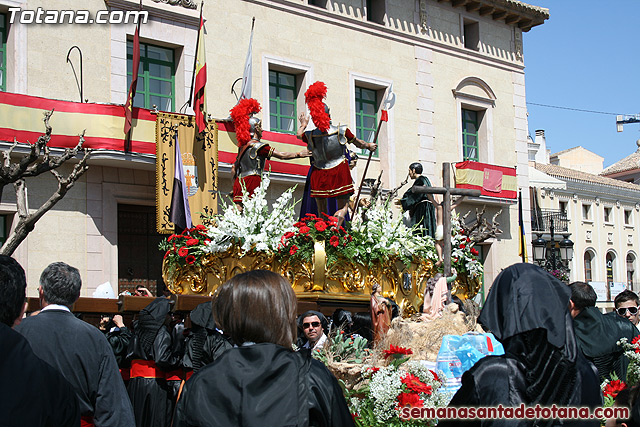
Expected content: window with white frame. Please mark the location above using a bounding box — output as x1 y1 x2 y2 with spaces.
453 77 495 164
627 253 636 290
263 57 311 135
127 41 176 112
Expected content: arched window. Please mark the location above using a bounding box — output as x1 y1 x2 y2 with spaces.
606 252 616 284
584 251 594 282
627 253 636 291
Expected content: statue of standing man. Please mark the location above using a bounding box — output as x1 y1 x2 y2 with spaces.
396 162 437 238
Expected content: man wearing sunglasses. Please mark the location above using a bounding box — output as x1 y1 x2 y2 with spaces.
614 290 640 330
298 310 328 351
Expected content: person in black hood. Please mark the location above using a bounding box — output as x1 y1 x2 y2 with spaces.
182 301 232 379
440 263 602 427
127 297 181 427
174 270 354 427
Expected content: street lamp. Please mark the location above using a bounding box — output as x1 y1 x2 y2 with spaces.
559 236 574 263
532 234 547 264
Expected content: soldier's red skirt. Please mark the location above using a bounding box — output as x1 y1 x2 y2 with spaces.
310 160 354 198
233 175 261 202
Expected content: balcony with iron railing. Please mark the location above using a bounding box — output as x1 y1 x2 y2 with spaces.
531 209 569 234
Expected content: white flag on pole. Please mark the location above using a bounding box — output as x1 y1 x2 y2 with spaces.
239 25 253 100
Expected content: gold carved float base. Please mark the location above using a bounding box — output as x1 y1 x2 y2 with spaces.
162 244 481 315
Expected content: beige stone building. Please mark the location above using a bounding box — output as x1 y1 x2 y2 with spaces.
529 136 640 302
0 0 548 297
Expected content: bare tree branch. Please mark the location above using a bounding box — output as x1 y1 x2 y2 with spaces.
458 206 503 244
0 112 91 256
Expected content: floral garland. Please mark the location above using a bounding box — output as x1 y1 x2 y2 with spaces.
347 346 450 426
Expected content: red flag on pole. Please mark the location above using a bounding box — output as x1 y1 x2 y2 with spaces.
380 109 388 122
123 25 140 136
193 13 207 133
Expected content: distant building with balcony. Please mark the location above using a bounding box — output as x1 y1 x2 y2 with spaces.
529 136 640 302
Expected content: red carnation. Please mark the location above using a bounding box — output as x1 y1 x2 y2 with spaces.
383 344 413 359
290 245 298 255
195 224 206 231
315 221 328 232
459 244 466 249
396 392 424 409
178 247 189 257
470 248 479 256
401 373 433 395
299 225 311 235
185 255 196 265
284 231 295 239
603 380 627 398
167 235 176 242
368 367 380 374
429 370 440 383
186 238 200 246
330 235 340 247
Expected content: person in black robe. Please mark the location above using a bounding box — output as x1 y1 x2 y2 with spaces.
396 162 436 238
0 255 80 427
127 297 181 427
183 302 232 379
99 314 132 383
15 261 134 427
440 263 602 427
569 281 639 381
174 270 354 427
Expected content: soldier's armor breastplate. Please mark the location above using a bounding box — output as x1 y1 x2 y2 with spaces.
238 141 267 178
305 124 347 170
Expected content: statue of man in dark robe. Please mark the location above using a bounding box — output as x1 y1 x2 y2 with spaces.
396 162 437 238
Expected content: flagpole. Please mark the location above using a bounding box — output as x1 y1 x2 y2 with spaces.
352 116 384 219
188 1 204 108
519 189 526 263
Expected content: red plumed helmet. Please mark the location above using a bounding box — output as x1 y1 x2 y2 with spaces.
230 98 261 146
304 81 330 132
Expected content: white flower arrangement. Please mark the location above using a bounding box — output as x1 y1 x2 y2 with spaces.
618 336 640 386
349 201 438 266
203 175 298 255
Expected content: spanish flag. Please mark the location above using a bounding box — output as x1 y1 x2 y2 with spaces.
518 190 527 262
193 12 207 133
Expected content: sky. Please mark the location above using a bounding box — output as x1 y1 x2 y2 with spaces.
523 0 640 169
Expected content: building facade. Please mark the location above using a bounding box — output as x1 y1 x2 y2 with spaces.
0 0 548 297
529 137 640 303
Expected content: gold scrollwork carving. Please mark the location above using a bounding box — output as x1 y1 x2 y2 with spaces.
327 259 363 292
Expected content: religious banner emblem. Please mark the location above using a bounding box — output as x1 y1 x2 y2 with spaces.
155 112 218 233
182 153 198 197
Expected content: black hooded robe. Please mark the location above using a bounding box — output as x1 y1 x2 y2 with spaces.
183 302 232 379
127 298 181 427
174 343 354 427
440 264 602 427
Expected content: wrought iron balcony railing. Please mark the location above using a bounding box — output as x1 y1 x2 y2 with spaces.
531 209 569 234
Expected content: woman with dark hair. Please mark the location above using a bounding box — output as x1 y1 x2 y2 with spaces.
174 270 354 427
440 263 602 426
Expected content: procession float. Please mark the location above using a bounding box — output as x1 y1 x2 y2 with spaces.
160 175 484 315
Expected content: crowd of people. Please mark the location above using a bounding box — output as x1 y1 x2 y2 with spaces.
4 257 640 426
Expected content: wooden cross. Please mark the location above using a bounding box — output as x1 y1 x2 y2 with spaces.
410 162 481 279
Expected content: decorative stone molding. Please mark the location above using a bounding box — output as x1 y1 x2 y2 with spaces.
629 235 634 245
616 200 621 208
419 0 428 33
586 230 592 241
151 0 197 9
595 197 600 206
607 232 613 243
